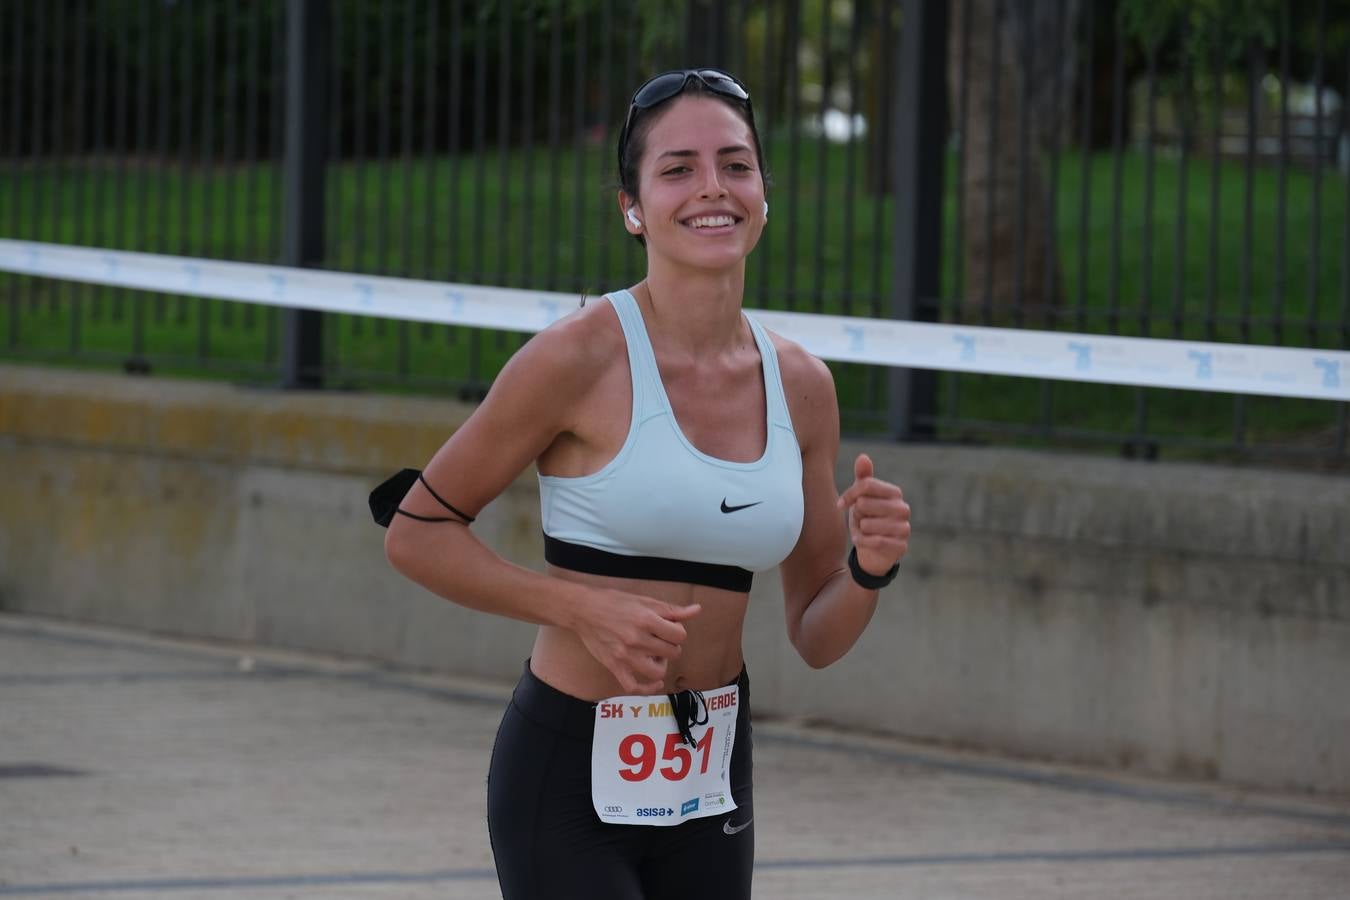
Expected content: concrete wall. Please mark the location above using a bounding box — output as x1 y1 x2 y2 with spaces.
2 363 1347 793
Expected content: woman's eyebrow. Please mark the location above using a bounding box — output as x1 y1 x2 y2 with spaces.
655 145 753 160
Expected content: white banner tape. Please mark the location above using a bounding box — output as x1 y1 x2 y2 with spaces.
2 239 1346 403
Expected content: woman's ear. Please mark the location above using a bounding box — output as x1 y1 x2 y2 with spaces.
618 191 641 232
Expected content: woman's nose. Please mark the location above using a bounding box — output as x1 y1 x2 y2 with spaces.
697 168 727 199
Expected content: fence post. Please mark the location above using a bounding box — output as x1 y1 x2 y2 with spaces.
888 0 946 439
280 0 328 389
685 1 730 69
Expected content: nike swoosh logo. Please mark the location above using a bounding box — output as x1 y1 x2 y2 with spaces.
723 818 752 835
720 499 763 514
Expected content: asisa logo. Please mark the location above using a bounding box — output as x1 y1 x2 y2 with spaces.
680 798 700 816
636 807 674 818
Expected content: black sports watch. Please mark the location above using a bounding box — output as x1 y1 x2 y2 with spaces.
848 547 899 590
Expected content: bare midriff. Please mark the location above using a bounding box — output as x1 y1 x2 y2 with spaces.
530 565 751 702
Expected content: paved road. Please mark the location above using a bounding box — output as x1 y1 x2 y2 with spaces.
2 612 1348 899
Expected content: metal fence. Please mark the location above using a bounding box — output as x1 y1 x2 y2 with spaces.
3 0 1348 467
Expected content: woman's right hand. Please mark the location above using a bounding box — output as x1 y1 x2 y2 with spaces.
572 590 702 694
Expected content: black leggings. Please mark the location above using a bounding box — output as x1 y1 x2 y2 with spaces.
487 663 755 900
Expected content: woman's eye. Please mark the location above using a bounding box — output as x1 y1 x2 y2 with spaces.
726 162 752 173
662 166 690 176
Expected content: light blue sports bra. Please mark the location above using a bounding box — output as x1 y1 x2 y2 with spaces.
538 290 804 592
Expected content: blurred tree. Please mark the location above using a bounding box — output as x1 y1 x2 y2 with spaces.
948 0 1082 321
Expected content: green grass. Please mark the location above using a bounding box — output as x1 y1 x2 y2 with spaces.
935 146 1348 460
2 138 1347 460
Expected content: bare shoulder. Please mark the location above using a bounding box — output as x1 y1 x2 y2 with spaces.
763 328 839 450
764 328 837 406
493 295 625 398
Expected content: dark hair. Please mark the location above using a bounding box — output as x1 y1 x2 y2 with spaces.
617 75 770 245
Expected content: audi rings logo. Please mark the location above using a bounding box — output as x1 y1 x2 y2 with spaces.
604 805 623 815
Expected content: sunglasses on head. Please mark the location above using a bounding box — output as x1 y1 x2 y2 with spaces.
617 69 753 169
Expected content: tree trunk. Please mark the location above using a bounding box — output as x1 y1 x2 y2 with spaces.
949 0 1078 324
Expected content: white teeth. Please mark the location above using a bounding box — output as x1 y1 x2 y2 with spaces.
687 215 735 228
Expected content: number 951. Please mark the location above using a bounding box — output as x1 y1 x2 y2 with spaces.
618 729 714 782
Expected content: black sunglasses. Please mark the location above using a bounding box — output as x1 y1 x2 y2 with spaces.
617 69 753 171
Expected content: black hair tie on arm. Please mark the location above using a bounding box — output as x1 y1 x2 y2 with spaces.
368 468 475 528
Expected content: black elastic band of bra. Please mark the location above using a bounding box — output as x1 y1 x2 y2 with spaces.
543 535 753 593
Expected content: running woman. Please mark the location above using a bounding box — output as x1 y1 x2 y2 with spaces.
382 68 911 900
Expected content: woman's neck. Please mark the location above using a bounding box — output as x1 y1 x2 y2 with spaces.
637 258 749 357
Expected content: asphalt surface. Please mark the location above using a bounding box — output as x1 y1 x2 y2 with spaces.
3 612 1349 899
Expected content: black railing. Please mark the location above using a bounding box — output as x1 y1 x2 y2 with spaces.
2 0 1347 466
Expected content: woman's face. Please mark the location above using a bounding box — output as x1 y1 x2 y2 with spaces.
622 96 766 273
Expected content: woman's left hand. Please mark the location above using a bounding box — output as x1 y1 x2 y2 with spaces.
835 453 910 578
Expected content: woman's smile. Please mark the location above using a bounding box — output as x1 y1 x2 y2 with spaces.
681 212 742 234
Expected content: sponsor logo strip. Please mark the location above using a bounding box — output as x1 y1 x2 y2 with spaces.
4 240 1344 403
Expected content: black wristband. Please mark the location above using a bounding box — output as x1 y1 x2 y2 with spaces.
848 547 899 590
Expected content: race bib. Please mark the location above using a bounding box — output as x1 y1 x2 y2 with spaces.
591 684 739 826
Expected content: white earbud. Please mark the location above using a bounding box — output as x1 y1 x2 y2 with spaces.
626 208 642 229
762 201 769 220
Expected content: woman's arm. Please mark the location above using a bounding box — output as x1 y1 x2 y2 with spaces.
775 345 911 669
384 316 586 623
383 310 699 693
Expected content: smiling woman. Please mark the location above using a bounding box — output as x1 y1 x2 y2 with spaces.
619 96 766 273
379 68 912 900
